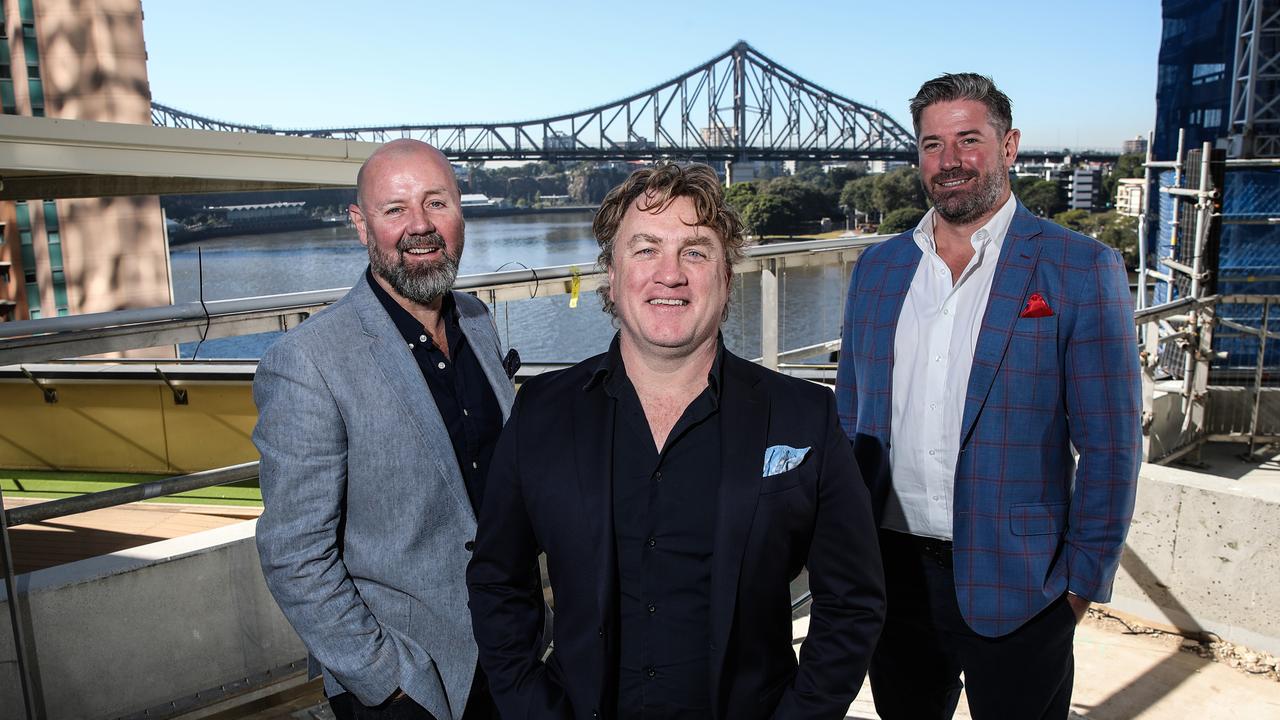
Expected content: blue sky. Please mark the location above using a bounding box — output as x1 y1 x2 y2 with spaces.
142 0 1161 150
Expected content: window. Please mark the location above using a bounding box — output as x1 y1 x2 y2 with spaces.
1191 63 1226 86
43 200 66 313
16 201 39 317
1203 108 1223 128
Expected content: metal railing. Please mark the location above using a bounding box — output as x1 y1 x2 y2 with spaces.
0 236 878 719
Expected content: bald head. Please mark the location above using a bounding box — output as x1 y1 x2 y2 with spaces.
355 139 458 210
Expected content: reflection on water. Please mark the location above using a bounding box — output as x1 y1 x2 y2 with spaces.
171 212 850 363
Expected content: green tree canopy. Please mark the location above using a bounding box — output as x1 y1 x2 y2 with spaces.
724 181 759 215
840 176 878 219
879 207 927 234
741 194 802 236
765 176 838 220
1015 177 1066 217
872 167 926 216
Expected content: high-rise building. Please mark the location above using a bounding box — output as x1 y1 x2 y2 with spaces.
0 0 169 322
1122 135 1149 156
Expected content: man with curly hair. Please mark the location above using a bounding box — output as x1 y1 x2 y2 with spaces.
467 162 885 720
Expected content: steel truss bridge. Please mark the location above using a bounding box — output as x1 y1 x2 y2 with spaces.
152 42 920 164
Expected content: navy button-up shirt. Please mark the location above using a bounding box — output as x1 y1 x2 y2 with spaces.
367 269 503 512
597 335 723 720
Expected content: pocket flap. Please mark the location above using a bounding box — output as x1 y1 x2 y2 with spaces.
1009 501 1067 536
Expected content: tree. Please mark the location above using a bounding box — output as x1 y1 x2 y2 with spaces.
872 167 926 217
1016 177 1066 217
840 176 878 222
741 194 801 236
1052 209 1091 232
879 207 927 234
724 181 759 215
766 176 837 220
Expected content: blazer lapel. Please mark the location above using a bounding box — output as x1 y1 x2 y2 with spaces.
708 354 769 705
454 292 517 419
959 207 1043 446
352 282 477 526
570 369 618 624
872 238 923 439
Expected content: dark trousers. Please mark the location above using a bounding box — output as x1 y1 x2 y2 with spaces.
869 529 1076 720
329 664 497 720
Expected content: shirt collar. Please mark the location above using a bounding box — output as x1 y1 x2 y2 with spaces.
586 332 725 399
365 266 458 346
911 192 1018 257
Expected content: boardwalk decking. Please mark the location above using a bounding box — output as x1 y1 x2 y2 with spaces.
2 496 260 574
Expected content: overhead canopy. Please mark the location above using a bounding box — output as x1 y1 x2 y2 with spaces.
0 115 381 200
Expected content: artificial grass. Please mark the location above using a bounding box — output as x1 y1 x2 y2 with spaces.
0 470 262 506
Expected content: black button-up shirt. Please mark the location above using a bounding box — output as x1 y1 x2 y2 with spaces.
367 269 503 512
597 335 723 720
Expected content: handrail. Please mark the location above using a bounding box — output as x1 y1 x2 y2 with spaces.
2 462 259 528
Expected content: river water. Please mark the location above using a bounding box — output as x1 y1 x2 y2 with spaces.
170 212 850 363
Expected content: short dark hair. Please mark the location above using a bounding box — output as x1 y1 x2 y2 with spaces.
909 73 1013 138
592 162 745 317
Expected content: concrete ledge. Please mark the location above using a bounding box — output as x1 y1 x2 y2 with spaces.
0 519 305 720
1109 451 1280 656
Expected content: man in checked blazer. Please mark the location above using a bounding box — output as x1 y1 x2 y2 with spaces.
255 140 521 720
836 74 1141 719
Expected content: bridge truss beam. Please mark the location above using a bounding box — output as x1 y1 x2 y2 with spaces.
151 42 918 163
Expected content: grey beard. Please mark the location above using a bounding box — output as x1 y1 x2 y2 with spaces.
928 167 1007 226
369 234 461 305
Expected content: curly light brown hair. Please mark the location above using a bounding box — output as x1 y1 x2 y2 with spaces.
592 162 746 317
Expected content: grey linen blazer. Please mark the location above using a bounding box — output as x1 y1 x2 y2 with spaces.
254 275 516 719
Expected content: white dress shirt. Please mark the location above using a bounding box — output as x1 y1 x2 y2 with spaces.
885 194 1017 540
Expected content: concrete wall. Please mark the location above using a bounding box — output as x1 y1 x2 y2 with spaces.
1107 461 1280 655
0 521 305 719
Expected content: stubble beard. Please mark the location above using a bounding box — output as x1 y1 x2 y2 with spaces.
368 231 463 305
926 162 1009 226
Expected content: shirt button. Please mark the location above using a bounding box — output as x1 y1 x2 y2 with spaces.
407 342 415 350
932 495 940 502
653 471 662 482
463 408 469 416
472 461 478 469
646 667 656 679
943 308 950 315
598 627 605 638
647 603 656 614
419 334 428 343
928 449 936 456
464 540 475 551
929 402 937 410
935 355 943 362
647 537 656 548
437 361 446 370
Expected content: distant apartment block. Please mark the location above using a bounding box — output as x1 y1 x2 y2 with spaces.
1122 135 1149 156
1116 178 1145 217
0 0 169 323
1069 168 1104 211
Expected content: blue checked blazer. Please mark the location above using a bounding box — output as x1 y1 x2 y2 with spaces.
835 201 1141 638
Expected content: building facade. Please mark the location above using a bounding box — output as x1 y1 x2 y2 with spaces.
0 0 169 322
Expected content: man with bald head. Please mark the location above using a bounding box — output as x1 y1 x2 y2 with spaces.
255 139 517 720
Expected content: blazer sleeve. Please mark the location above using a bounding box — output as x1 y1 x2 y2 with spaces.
835 255 864 441
1063 246 1142 602
467 391 572 720
773 393 886 719
253 339 402 706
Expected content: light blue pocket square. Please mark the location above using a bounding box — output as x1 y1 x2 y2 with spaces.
763 445 810 477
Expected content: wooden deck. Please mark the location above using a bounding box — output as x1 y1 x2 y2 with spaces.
2 496 260 574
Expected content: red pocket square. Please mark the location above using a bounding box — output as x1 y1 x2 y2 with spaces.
1021 292 1053 318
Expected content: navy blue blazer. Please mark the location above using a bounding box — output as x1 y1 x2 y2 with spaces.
836 202 1141 638
467 347 885 720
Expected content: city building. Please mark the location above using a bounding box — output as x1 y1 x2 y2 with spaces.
1069 167 1105 211
1122 135 1149 156
1116 177 1145 217
0 0 169 323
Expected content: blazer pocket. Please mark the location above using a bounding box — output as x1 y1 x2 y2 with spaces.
759 468 804 495
1009 501 1068 536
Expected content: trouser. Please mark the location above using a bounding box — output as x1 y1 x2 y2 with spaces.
869 529 1077 720
329 663 497 720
